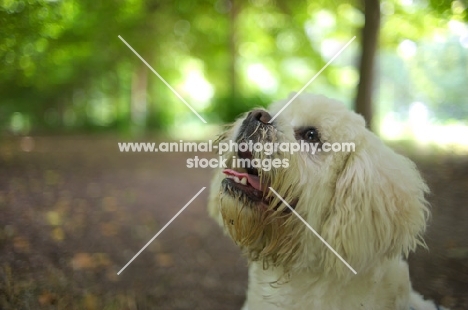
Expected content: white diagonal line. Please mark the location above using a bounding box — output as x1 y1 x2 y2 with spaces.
269 36 356 123
268 187 357 274
117 187 206 275
118 35 207 124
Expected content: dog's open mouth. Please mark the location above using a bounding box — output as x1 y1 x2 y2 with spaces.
221 149 269 203
223 168 265 199
221 149 298 210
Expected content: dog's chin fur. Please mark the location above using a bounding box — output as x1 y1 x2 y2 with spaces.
208 93 442 310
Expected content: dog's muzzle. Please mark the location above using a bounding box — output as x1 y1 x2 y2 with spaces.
237 109 273 142
245 109 272 124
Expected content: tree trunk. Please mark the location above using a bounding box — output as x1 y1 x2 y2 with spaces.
229 0 238 101
355 0 380 131
131 64 148 129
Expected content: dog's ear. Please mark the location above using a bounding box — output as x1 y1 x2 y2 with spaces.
321 133 429 276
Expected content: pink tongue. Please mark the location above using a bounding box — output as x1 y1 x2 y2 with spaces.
223 169 262 191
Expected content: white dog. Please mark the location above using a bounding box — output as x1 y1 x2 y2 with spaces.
208 94 445 310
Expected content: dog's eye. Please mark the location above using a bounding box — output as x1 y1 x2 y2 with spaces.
294 126 321 143
302 128 319 142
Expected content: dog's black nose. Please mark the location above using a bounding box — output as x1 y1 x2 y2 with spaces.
247 109 272 124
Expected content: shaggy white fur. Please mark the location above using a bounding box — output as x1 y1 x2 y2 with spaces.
208 93 445 310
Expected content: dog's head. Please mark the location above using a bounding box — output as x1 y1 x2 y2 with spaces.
208 93 429 277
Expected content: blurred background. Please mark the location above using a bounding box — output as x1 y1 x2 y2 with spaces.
1 0 467 309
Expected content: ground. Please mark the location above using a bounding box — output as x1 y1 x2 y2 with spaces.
0 136 467 310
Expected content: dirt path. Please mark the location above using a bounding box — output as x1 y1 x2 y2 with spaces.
0 136 466 309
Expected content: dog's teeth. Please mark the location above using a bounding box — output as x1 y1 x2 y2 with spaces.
226 174 247 185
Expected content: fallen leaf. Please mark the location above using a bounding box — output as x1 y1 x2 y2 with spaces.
72 253 95 269
38 292 57 305
156 253 174 267
93 253 112 267
13 236 30 252
51 227 65 241
83 293 98 310
46 211 62 226
100 222 118 236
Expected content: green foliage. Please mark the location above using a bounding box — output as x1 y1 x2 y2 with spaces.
0 0 467 134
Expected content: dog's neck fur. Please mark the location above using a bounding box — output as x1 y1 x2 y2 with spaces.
243 258 413 310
